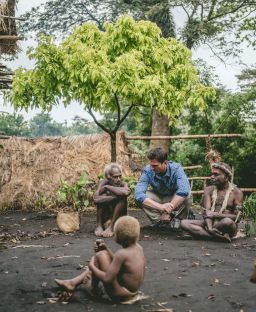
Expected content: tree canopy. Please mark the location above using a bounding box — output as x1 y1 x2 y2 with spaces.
20 0 256 56
9 16 214 160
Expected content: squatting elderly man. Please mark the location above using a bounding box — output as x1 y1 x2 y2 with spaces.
181 162 243 242
135 147 192 227
94 163 130 237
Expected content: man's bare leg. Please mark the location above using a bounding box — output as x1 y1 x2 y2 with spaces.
95 205 104 237
213 217 237 239
55 269 91 292
181 220 232 242
180 220 213 239
102 199 127 238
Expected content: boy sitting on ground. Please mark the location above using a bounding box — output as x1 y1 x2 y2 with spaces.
55 216 145 303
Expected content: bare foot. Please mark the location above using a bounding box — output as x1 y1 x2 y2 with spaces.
223 233 231 243
102 226 114 237
54 279 76 292
94 226 104 237
160 213 171 223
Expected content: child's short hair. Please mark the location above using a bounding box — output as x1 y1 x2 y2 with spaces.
114 216 140 247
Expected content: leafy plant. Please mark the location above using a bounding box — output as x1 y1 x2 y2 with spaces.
243 193 256 236
56 174 95 211
123 175 138 208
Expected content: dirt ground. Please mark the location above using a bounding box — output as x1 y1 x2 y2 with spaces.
0 208 255 312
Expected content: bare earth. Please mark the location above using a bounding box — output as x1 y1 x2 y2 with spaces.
0 209 255 312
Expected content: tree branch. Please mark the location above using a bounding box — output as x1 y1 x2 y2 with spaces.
87 106 112 136
114 104 134 131
114 93 121 125
205 42 226 64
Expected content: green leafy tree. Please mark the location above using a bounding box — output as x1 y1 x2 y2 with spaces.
0 112 30 136
19 0 255 151
64 115 98 135
8 16 214 161
29 112 65 136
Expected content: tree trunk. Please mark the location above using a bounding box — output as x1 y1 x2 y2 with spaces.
149 109 170 153
147 1 174 153
110 132 117 162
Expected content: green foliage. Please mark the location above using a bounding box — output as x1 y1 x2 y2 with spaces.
243 193 256 221
29 112 64 136
123 175 138 208
243 193 256 236
19 1 256 57
56 174 95 211
9 16 214 160
0 112 30 136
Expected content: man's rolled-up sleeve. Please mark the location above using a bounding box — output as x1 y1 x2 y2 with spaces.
175 165 190 197
135 171 149 206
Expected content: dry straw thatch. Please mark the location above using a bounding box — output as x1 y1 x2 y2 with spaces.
0 0 19 55
0 131 133 210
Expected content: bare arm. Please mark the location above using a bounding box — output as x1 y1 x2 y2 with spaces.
93 180 117 204
104 183 131 197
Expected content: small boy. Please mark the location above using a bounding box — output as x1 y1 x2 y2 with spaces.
55 216 145 303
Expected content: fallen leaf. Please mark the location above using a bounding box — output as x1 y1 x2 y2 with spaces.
144 235 150 238
192 262 200 267
204 253 211 256
214 279 219 283
63 243 70 247
36 301 46 305
161 259 170 262
48 298 58 304
22 218 27 221
41 282 47 288
178 293 192 297
223 283 231 286
207 294 215 301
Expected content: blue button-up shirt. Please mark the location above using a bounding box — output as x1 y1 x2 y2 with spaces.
135 161 190 206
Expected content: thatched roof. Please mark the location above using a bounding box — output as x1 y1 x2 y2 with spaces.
0 131 136 210
0 63 12 89
0 0 19 55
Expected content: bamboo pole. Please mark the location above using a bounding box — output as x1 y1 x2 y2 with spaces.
0 71 12 76
192 188 256 195
183 165 203 170
0 35 23 40
0 14 25 21
189 177 211 180
125 134 242 140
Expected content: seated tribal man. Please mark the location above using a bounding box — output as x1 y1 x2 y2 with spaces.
94 163 130 237
135 147 192 227
181 162 243 242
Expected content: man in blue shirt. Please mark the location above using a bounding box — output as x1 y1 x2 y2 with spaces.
135 147 192 226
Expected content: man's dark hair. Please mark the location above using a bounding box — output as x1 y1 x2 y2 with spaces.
147 147 167 163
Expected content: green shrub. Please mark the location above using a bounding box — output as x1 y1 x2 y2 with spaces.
56 174 95 211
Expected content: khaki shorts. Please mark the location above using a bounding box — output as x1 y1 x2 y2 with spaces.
142 190 192 224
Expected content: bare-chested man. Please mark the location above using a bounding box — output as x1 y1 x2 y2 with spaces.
55 216 145 303
94 163 130 237
181 162 243 242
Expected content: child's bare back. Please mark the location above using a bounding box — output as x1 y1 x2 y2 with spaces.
115 243 145 293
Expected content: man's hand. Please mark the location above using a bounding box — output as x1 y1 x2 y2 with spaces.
207 227 223 238
162 202 174 214
94 239 107 253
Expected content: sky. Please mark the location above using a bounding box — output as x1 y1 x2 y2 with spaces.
0 0 255 124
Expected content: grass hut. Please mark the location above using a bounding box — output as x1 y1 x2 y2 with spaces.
0 0 19 55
